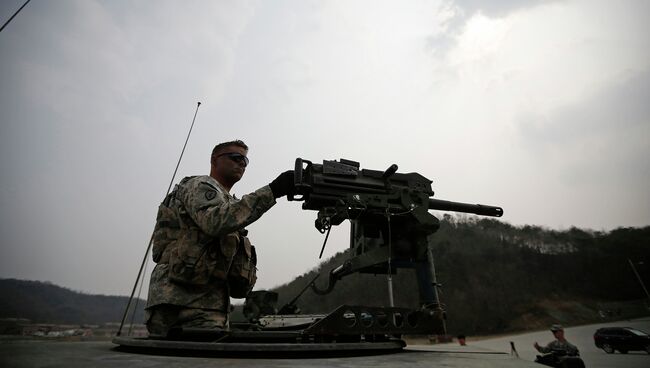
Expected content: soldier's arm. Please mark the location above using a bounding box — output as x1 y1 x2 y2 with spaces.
567 342 579 355
183 181 276 237
536 342 552 353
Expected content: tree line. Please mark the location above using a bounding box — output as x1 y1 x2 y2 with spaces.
270 217 650 335
3 217 648 334
0 279 145 324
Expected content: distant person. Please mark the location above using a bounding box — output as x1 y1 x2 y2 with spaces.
457 334 466 346
144 140 295 337
534 324 579 356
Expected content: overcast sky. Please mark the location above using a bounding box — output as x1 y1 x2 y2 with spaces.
1 0 648 297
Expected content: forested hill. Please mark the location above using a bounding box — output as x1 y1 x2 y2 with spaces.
270 217 650 335
2 219 648 333
0 279 145 324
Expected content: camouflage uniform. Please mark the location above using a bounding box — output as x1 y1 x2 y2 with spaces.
537 339 579 355
145 175 275 335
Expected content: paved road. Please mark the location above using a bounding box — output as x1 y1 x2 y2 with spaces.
2 319 647 367
465 318 650 368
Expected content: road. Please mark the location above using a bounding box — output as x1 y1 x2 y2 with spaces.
464 317 650 368
1 318 647 367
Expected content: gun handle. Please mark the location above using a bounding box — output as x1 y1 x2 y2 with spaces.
289 158 311 201
382 164 398 179
294 158 304 186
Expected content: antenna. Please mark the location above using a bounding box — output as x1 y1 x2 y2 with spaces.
116 101 202 336
0 0 31 34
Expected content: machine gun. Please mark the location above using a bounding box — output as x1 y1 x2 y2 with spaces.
114 158 504 351
290 158 503 310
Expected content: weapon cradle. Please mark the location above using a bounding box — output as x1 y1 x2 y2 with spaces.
112 304 437 354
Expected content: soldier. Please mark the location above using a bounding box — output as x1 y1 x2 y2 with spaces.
144 139 295 337
534 324 579 356
457 334 467 346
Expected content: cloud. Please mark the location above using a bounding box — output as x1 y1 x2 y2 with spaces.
1 0 649 296
515 70 650 227
450 0 560 17
405 0 650 229
0 0 256 295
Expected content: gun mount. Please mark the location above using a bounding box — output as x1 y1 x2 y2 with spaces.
290 158 503 307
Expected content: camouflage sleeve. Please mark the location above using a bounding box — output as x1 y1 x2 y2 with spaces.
565 341 579 355
537 341 553 354
537 344 552 354
542 340 578 354
180 178 276 237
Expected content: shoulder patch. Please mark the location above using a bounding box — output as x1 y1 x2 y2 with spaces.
205 190 217 201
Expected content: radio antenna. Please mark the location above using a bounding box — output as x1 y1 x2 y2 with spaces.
117 101 202 336
0 0 31 34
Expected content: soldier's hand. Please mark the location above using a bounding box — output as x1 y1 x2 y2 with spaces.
269 170 296 199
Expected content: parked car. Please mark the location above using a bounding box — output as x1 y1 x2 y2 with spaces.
593 327 650 354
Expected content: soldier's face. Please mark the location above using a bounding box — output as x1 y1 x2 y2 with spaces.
213 145 248 184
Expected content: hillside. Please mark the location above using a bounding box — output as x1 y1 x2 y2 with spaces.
0 279 145 325
2 218 649 336
269 217 650 335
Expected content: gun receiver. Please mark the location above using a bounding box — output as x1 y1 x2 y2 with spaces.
290 158 503 305
292 158 502 220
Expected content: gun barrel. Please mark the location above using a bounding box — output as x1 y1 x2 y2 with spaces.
428 198 503 217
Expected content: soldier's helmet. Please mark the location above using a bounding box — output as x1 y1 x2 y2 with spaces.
550 324 564 332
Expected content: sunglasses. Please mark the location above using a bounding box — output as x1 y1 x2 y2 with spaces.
216 152 249 166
